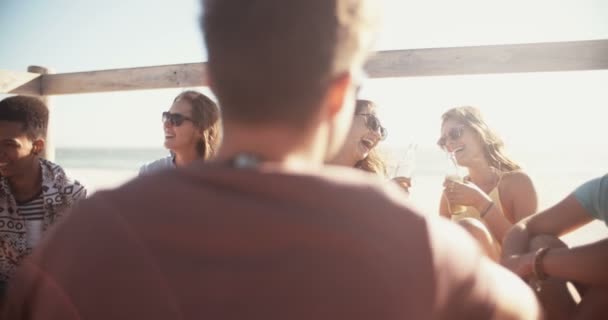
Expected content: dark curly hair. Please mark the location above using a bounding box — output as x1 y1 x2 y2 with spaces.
0 95 49 140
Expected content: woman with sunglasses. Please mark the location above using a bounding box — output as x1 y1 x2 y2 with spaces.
139 90 222 175
438 106 537 260
330 100 411 193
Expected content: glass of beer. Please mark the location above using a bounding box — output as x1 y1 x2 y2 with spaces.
392 143 417 179
446 152 466 215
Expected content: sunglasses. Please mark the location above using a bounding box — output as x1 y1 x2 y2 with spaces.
162 111 194 127
357 113 388 140
437 126 465 147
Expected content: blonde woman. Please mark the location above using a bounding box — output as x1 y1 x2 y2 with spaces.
438 106 537 260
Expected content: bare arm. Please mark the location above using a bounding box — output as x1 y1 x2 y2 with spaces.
478 199 513 244
502 194 594 257
484 172 538 243
542 239 608 287
501 172 538 223
501 192 607 287
503 237 608 288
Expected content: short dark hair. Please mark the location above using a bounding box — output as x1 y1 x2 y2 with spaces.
201 0 378 127
0 95 49 139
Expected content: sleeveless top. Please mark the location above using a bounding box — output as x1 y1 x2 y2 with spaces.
451 172 505 222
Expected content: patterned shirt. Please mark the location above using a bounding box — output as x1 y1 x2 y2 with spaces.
0 159 87 282
17 196 45 249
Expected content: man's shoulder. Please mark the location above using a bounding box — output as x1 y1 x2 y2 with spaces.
40 159 87 198
573 174 608 222
92 163 423 223
131 162 390 192
39 165 495 318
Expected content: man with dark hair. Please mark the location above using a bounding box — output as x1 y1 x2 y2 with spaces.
3 1 539 319
0 96 86 297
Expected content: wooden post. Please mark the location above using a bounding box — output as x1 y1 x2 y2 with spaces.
27 66 55 162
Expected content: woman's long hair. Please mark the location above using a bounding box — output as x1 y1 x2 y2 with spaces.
440 106 520 172
174 90 222 160
353 99 387 177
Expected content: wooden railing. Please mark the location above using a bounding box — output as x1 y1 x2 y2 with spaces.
1 39 607 160
2 39 607 96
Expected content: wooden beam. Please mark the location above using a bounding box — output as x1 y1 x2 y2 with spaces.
365 39 608 78
2 39 607 96
0 70 42 95
41 63 207 95
27 66 56 161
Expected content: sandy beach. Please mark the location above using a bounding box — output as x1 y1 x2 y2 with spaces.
66 166 606 248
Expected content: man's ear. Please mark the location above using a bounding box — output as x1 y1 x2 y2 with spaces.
32 138 45 155
322 72 353 119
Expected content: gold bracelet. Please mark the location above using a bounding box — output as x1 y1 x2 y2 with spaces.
480 201 494 218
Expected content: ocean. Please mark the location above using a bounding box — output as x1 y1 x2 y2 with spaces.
55 146 607 246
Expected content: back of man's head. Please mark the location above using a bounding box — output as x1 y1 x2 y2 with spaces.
0 95 48 140
201 0 379 128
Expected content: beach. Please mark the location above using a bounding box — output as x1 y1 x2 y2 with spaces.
61 146 607 248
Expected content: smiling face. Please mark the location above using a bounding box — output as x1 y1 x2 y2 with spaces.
0 121 42 178
163 98 204 154
341 103 383 164
440 118 486 167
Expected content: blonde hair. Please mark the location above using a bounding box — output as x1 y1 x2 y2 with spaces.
174 91 222 160
440 106 520 172
353 99 387 176
355 149 387 177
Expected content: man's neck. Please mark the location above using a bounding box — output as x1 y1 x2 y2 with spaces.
8 158 43 202
214 122 327 170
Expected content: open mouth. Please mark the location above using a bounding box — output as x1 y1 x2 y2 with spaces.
453 146 465 153
164 134 175 139
360 138 375 151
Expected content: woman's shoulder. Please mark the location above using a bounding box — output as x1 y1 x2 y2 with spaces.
139 156 175 175
498 170 535 192
500 170 532 181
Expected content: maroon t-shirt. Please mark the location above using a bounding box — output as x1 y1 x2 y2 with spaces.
1 163 497 319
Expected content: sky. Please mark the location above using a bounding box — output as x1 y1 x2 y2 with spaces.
1 0 608 155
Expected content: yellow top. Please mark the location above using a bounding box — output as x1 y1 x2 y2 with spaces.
451 172 504 222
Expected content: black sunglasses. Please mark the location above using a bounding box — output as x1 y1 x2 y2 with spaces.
357 113 388 140
162 111 194 127
437 126 465 147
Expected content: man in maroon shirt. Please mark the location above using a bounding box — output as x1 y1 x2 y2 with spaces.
2 0 540 319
